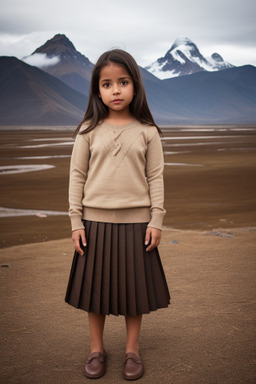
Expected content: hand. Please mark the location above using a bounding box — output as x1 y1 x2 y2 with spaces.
72 229 87 256
145 227 161 252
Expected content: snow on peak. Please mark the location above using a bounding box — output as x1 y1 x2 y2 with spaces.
211 53 224 62
171 36 195 50
206 53 233 70
145 37 234 79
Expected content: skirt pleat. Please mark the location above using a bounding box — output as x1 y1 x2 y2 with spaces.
125 224 137 315
134 224 151 313
65 220 170 316
110 223 118 315
101 222 111 314
81 220 95 309
118 224 127 315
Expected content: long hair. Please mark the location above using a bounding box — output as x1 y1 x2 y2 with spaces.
75 49 160 135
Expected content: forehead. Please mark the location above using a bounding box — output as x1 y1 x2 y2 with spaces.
99 62 131 80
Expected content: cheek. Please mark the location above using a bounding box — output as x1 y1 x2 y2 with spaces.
99 89 106 99
130 88 135 100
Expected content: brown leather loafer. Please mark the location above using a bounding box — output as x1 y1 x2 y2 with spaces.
123 352 144 380
84 350 106 379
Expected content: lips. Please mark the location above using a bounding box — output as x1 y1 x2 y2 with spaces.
112 99 123 104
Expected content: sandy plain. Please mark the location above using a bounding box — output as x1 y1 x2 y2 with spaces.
0 126 256 383
0 125 256 247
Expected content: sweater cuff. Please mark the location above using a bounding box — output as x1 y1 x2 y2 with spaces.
147 210 166 231
70 215 85 232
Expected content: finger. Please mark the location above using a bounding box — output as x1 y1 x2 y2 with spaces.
77 242 84 256
72 231 85 256
144 228 151 246
146 235 160 252
146 242 156 251
146 241 159 252
74 238 84 256
81 231 87 247
78 232 87 256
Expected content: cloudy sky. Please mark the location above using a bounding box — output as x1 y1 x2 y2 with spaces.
0 0 255 67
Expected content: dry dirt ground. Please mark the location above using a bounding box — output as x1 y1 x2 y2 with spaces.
0 126 256 247
1 227 256 384
1 126 256 383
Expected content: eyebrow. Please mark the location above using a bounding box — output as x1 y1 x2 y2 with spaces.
100 76 131 83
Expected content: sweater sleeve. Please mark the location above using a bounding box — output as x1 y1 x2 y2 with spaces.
146 131 166 230
69 132 90 231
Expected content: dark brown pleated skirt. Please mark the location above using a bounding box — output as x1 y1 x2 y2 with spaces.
65 220 170 316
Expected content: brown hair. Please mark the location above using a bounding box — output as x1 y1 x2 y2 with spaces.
75 49 160 135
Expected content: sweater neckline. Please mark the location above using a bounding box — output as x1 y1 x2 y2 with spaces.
102 120 138 130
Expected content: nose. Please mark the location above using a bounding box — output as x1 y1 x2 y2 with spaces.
113 84 120 95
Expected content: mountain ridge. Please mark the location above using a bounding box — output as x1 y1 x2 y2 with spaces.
161 64 256 124
23 34 93 96
0 56 88 125
1 34 256 125
146 36 234 79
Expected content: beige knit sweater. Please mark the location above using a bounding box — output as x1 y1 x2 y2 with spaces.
69 120 166 231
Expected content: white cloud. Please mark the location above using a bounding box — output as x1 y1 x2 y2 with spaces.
0 31 59 58
23 53 60 68
201 44 256 67
0 0 255 66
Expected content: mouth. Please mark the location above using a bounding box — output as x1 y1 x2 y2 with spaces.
112 99 123 104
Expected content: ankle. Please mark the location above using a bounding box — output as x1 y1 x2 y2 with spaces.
90 341 104 354
125 344 140 356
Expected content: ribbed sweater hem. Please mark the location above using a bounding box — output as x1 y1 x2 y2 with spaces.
83 207 151 224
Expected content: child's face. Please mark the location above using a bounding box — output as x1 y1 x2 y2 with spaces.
99 62 134 116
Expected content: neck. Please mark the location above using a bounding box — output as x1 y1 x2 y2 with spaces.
105 110 134 126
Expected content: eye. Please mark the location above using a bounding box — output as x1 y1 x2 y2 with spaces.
103 82 111 88
120 80 128 86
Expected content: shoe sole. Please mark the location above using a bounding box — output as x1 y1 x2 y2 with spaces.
84 368 106 379
123 367 144 381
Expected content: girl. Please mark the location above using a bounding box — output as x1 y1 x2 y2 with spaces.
65 49 170 381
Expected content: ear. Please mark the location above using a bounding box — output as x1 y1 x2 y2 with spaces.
98 93 101 98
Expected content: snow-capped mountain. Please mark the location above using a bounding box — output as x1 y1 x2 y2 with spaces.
146 37 234 79
2 34 255 125
23 34 94 95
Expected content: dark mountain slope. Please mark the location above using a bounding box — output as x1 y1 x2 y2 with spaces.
0 57 87 125
139 66 194 123
26 34 93 95
162 65 256 124
1 52 255 125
